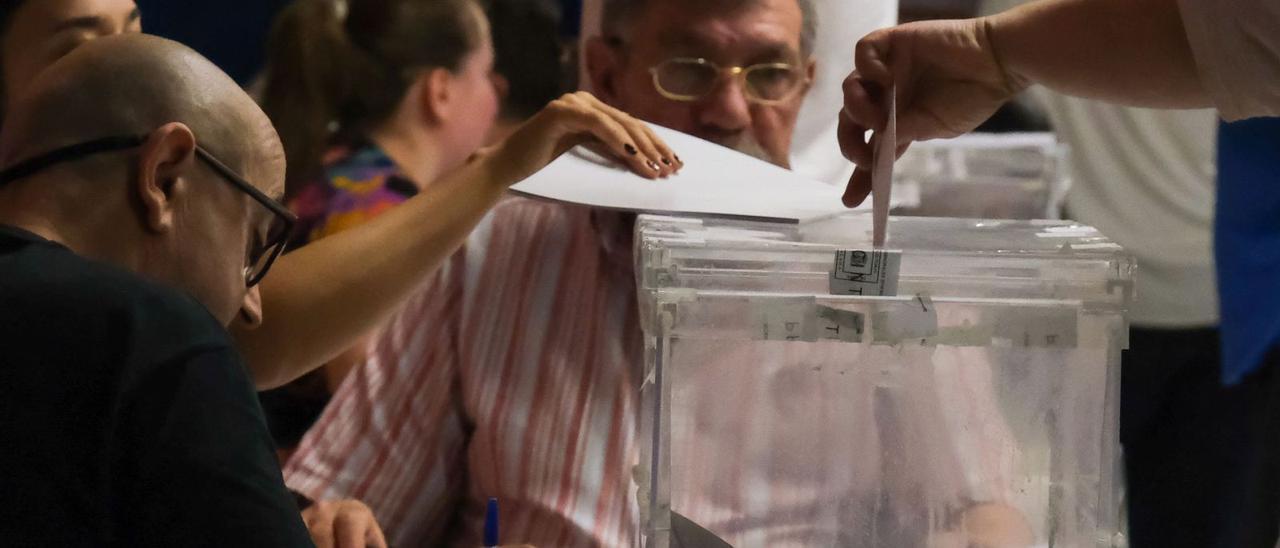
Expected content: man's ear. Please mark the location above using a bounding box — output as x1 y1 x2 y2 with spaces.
584 35 623 103
492 72 510 106
801 57 818 96
135 122 197 234
418 67 454 126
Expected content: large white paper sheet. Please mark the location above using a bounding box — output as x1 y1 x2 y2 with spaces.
509 124 854 224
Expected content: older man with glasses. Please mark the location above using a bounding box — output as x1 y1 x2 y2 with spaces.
280 0 828 546
0 34 387 546
592 0 818 166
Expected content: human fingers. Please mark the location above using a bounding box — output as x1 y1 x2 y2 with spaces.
842 166 873 208
842 70 887 136
303 503 337 548
550 93 664 179
331 503 381 548
853 28 895 87
838 112 873 170
577 92 680 177
368 525 389 548
634 119 682 173
332 511 364 548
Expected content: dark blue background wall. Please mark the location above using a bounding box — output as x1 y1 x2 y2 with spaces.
137 0 292 84
137 0 583 86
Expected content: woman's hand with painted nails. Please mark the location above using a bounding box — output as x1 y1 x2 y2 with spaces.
484 91 683 187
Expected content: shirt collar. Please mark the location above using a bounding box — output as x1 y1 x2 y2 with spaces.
0 223 50 244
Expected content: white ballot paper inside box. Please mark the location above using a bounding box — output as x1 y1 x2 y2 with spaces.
510 123 855 224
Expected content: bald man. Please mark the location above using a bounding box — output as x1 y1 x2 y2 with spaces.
0 34 379 546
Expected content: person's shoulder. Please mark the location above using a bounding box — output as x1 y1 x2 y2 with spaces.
291 143 415 246
323 143 405 191
13 243 230 352
291 143 405 204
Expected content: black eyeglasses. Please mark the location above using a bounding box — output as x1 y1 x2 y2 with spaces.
0 135 296 287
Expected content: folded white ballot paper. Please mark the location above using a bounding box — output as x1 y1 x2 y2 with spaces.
827 87 899 296
509 123 855 224
871 86 896 247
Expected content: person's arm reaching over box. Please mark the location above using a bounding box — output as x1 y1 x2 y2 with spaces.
838 0 1280 207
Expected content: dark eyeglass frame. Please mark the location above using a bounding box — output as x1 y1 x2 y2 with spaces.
648 57 807 105
0 135 296 287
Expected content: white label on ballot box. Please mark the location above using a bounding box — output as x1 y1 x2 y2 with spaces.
754 299 816 342
873 295 939 344
753 298 866 343
830 250 901 296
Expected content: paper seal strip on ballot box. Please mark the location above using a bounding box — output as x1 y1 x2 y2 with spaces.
829 249 902 296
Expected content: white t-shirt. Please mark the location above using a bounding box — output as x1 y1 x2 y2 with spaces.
1037 93 1219 327
982 0 1220 327
1177 0 1280 121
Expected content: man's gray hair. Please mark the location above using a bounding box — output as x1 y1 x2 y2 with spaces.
601 0 818 58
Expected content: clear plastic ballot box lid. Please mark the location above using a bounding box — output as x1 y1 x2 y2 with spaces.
634 212 1134 548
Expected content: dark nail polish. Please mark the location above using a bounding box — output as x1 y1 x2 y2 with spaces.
661 157 672 166
625 144 638 155
674 154 682 163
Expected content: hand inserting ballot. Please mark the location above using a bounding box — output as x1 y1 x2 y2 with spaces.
837 19 1026 208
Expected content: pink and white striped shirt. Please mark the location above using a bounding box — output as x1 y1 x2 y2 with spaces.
284 197 643 547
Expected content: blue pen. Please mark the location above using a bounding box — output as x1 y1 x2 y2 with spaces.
484 497 499 548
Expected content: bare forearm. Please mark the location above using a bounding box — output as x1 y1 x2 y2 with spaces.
235 151 505 389
988 0 1208 108
233 91 680 388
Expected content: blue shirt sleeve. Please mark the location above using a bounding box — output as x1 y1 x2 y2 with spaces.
1215 117 1280 383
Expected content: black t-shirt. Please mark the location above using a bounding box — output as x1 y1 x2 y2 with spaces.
0 225 313 547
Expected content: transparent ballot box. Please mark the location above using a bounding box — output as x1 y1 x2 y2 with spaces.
634 212 1133 548
893 133 1069 220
